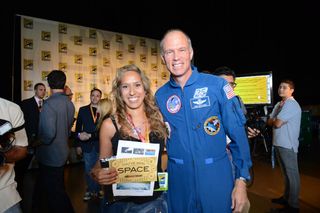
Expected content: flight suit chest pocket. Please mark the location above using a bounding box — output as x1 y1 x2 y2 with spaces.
191 99 219 130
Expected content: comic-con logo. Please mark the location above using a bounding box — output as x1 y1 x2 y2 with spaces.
204 116 220 135
166 95 181 114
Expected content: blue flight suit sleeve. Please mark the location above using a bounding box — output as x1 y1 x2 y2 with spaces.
220 84 252 180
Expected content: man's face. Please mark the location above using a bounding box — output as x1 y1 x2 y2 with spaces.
90 90 101 105
161 31 193 79
35 85 46 99
278 83 293 99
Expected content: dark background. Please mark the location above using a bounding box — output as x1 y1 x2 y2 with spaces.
1 1 319 106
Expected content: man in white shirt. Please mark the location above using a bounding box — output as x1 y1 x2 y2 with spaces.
0 97 28 212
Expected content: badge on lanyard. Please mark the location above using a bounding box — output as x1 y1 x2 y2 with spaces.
154 172 168 191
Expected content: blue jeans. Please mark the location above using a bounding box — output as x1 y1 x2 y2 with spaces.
83 149 100 193
275 146 300 208
101 192 168 213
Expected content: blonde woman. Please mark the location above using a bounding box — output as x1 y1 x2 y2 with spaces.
96 97 113 131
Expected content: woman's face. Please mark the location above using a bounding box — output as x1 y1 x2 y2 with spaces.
120 71 146 110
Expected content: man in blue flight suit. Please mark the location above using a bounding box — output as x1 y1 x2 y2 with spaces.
155 29 252 213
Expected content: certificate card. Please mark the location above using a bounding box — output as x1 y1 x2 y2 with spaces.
110 156 157 183
112 140 160 196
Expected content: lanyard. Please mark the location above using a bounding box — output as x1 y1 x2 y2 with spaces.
275 98 288 116
126 113 149 143
90 105 98 123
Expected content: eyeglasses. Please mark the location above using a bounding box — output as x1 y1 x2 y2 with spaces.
229 82 237 88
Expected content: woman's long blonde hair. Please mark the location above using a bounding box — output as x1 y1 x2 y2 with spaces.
112 64 167 140
96 97 113 130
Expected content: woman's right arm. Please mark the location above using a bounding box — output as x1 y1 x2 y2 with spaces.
91 118 118 185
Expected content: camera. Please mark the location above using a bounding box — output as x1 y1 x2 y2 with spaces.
245 107 272 154
246 107 269 136
0 119 15 166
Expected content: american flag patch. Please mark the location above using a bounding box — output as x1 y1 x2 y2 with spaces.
223 84 235 99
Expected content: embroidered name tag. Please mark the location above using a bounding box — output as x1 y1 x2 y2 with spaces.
190 96 210 109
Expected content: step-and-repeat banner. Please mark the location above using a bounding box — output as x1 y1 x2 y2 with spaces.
20 15 170 114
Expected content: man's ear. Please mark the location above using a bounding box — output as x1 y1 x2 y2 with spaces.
190 48 194 61
160 55 165 64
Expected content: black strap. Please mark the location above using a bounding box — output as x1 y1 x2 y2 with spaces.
0 119 24 134
110 115 119 133
12 124 25 132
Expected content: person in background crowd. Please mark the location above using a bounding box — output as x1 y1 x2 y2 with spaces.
213 66 260 138
63 85 80 164
75 88 103 201
214 66 263 212
15 82 46 212
64 85 73 101
91 64 168 212
155 29 251 213
267 79 301 213
34 70 75 213
0 97 28 213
